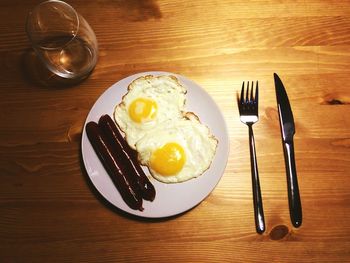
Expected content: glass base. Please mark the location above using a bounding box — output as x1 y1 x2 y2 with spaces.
21 48 94 88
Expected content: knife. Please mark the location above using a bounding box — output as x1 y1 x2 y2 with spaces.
274 73 302 228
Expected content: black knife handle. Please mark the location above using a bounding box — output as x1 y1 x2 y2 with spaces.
283 140 302 227
248 125 265 234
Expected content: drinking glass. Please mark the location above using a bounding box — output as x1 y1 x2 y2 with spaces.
26 0 98 81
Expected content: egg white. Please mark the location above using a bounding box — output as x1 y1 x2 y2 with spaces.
114 75 187 149
135 114 218 183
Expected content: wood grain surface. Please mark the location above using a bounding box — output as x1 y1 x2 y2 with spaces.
1 0 350 262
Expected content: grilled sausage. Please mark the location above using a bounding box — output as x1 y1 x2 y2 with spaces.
98 114 156 201
85 121 143 211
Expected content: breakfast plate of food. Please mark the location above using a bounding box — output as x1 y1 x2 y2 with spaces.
81 71 229 218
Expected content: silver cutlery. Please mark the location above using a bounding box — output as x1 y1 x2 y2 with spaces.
237 81 265 234
274 73 302 228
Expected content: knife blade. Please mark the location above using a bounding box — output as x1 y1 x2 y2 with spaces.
274 73 302 228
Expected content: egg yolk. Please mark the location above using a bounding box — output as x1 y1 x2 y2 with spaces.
150 142 186 176
129 98 157 123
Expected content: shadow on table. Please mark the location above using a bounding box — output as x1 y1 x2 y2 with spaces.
78 145 194 222
113 0 162 22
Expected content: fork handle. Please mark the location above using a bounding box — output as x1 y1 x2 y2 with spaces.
248 125 265 234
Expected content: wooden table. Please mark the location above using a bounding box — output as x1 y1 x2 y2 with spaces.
1 0 350 262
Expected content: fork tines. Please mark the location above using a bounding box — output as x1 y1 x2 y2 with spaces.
238 81 259 115
240 81 259 104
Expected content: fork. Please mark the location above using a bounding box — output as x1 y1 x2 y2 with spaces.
237 81 265 234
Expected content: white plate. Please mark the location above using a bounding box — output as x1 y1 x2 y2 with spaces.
81 71 229 218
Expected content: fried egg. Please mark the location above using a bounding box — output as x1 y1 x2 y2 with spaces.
114 75 187 149
135 113 218 183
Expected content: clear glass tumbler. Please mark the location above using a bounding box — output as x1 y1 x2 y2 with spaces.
26 0 98 81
